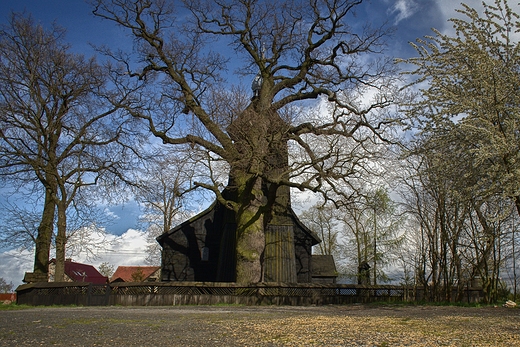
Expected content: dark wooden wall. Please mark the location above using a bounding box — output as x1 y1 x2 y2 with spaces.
158 199 317 283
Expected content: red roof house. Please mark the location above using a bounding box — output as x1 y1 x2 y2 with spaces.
110 266 161 283
49 259 108 284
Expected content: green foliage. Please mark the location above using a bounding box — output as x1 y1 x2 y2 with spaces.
401 0 520 303
343 188 406 285
0 303 29 310
403 0 520 208
299 203 340 257
130 267 146 282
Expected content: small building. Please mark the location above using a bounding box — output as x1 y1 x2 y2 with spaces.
48 259 108 284
311 255 338 284
110 266 161 283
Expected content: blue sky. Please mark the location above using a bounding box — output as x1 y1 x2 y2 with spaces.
0 0 484 231
0 0 512 286
0 0 127 55
0 1 500 82
0 0 468 59
0 0 438 224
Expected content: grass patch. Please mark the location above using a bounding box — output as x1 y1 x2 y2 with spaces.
412 301 487 308
0 303 33 310
0 303 89 310
211 302 245 307
364 300 499 308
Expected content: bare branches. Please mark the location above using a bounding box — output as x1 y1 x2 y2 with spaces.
185 0 392 109
92 0 236 155
90 0 400 212
0 13 134 276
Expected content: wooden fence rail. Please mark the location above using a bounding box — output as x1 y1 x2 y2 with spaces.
15 282 483 306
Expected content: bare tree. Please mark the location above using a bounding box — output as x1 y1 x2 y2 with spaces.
134 149 196 265
92 0 400 283
398 145 520 303
299 202 342 256
1 189 116 267
399 153 469 301
0 14 132 280
98 262 115 278
339 188 404 285
0 200 41 252
0 278 14 293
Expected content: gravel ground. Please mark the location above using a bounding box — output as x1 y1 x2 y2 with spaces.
0 305 519 346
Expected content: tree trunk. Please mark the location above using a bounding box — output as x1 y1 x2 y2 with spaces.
512 216 517 302
373 209 377 285
33 185 56 279
515 196 520 220
234 176 265 284
54 199 67 282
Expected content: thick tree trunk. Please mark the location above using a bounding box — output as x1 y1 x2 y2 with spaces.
33 186 56 279
54 199 67 282
226 104 292 284
234 176 265 284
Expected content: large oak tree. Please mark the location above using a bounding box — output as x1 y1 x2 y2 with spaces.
93 0 400 283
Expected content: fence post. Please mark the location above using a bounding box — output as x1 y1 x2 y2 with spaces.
87 283 92 306
104 284 111 306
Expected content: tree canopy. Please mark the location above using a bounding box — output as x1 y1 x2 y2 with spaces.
91 0 401 283
400 0 520 301
402 0 520 215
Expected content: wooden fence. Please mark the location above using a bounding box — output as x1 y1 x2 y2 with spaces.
15 281 483 306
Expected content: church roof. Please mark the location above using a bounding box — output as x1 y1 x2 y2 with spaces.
311 255 338 278
50 259 108 284
156 201 216 243
156 202 321 245
288 207 321 245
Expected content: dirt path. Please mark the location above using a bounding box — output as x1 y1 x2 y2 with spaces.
1 305 518 346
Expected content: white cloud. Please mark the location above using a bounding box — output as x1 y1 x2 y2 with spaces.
388 0 419 24
104 208 121 220
0 228 150 288
435 0 520 36
0 249 33 288
91 228 149 267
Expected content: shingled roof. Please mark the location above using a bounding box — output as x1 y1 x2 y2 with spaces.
110 266 161 283
311 255 338 283
49 259 108 284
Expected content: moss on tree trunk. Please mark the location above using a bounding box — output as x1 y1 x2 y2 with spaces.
234 175 266 284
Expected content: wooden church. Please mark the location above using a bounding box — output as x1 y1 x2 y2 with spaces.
156 194 324 283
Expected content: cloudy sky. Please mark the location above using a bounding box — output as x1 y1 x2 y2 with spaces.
0 0 514 287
